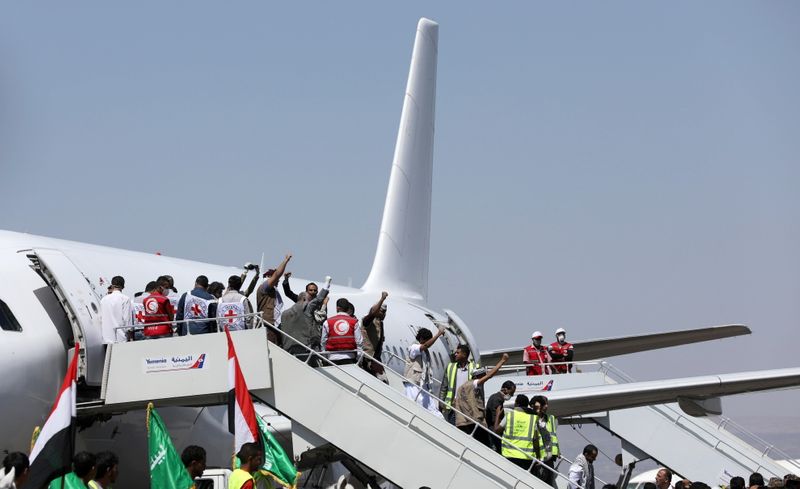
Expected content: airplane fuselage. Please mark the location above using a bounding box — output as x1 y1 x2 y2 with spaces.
0 229 465 458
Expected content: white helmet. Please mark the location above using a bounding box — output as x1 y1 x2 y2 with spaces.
555 328 566 336
531 331 543 339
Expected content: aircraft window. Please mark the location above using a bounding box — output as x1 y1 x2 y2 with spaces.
0 300 22 332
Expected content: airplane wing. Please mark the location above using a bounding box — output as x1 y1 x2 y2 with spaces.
479 324 750 366
546 367 800 417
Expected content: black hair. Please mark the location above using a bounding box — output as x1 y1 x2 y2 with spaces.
94 451 118 479
156 276 171 289
514 394 530 407
750 474 765 488
144 281 157 293
644 484 657 489
583 444 598 456
730 477 745 489
305 282 317 292
530 395 548 408
416 328 433 343
236 442 263 464
2 452 29 476
336 298 349 310
111 276 125 288
455 344 471 357
228 275 243 290
208 282 224 297
181 445 207 468
501 380 516 390
689 483 710 489
73 451 96 478
195 275 209 288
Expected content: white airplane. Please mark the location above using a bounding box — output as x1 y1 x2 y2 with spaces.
1 16 798 487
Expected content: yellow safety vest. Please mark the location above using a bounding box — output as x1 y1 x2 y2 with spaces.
501 409 536 460
535 414 560 458
228 468 254 489
442 361 478 406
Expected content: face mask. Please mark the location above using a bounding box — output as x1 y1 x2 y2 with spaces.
557 334 566 344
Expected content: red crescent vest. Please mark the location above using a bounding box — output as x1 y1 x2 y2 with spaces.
523 344 550 376
548 341 574 373
143 292 172 337
324 314 358 351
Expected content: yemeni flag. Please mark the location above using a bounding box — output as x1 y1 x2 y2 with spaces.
226 328 299 488
26 343 80 489
147 403 195 489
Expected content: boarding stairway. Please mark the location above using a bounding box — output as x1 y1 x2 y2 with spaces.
489 362 799 486
79 318 572 489
593 362 799 484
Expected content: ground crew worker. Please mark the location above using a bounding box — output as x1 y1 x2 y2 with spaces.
321 298 363 365
176 275 217 336
142 277 175 339
499 394 536 471
487 380 517 453
439 344 479 425
548 327 574 373
523 331 552 375
229 442 263 489
531 394 560 484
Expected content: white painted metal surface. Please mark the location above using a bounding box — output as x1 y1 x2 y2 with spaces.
264 345 549 489
28 248 106 385
362 18 438 301
102 328 270 409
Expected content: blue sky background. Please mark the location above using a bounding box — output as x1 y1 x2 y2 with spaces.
2 0 799 463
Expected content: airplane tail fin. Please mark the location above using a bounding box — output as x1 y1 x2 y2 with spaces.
362 18 438 301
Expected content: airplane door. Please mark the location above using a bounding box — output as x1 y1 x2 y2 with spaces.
27 249 105 386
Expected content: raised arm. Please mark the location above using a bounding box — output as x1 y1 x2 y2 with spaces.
282 272 298 302
477 353 509 386
363 291 389 323
243 266 260 297
267 253 292 288
419 326 445 351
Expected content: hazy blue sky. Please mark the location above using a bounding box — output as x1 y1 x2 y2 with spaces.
2 1 798 457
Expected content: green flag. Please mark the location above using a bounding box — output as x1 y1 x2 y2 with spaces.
254 416 299 488
233 416 299 488
147 404 195 489
46 472 86 489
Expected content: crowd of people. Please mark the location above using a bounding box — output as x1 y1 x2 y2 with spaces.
28 254 797 488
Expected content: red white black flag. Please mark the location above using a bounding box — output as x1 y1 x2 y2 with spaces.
26 343 80 489
226 328 259 453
